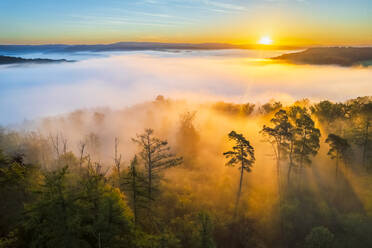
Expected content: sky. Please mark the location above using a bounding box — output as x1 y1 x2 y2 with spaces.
0 0 371 46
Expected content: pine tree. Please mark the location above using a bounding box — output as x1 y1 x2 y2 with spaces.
121 155 148 226
287 107 321 184
223 131 255 218
132 129 182 208
261 109 293 195
326 134 350 179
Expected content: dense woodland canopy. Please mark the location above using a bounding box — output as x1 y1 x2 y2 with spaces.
1 96 372 248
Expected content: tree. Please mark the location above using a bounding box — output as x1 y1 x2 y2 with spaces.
359 102 372 169
176 112 200 167
0 149 39 245
77 166 135 248
121 155 148 227
348 99 372 169
132 129 183 203
325 134 350 179
311 100 347 132
261 109 293 195
198 212 215 248
260 101 283 115
287 107 321 184
23 165 135 248
113 137 122 187
223 131 255 218
22 166 83 248
305 226 334 248
261 109 293 240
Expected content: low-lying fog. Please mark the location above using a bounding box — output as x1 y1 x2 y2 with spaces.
1 49 371 124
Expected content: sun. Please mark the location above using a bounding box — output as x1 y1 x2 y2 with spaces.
258 36 273 45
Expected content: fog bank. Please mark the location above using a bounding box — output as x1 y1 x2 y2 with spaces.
0 50 371 124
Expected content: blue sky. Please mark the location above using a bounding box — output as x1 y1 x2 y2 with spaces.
0 0 371 45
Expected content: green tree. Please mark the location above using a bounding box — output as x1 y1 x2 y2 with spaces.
132 129 182 223
0 150 39 247
23 165 135 248
121 155 148 227
305 226 334 248
198 212 215 248
23 166 83 248
79 163 135 248
223 131 255 218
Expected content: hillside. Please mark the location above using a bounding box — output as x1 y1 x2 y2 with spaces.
272 47 372 66
0 55 71 65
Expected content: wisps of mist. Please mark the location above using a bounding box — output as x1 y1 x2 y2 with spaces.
2 93 372 247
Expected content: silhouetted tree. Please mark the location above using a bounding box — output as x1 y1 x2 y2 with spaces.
261 109 293 195
212 102 255 116
260 101 282 114
326 134 350 179
348 99 372 168
223 131 255 218
286 107 320 184
311 101 347 132
176 112 200 166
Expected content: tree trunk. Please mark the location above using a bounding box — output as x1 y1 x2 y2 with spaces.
336 151 339 180
147 135 152 200
132 164 138 226
234 156 245 219
362 120 369 168
287 141 294 186
114 137 121 187
277 142 281 196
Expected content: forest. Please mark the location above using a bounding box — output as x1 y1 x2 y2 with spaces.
0 96 372 248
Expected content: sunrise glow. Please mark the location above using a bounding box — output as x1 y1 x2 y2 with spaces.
258 36 273 45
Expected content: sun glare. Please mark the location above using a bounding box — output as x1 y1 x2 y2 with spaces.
258 36 273 45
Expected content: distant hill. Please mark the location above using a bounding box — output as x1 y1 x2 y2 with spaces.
0 42 299 54
0 55 71 65
272 47 372 66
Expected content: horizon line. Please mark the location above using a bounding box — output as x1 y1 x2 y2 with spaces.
1 41 372 48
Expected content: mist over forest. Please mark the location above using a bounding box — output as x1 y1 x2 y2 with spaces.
1 93 372 248
1 46 372 248
2 0 372 246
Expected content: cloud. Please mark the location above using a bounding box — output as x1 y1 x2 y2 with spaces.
202 0 247 11
67 14 193 28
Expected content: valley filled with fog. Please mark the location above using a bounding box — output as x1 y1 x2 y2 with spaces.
1 49 371 125
1 48 372 248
